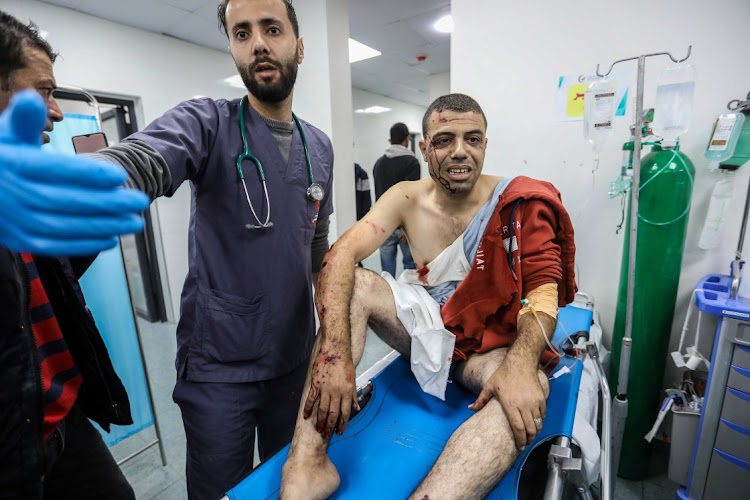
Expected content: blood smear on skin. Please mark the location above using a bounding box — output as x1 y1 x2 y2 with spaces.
417 266 429 285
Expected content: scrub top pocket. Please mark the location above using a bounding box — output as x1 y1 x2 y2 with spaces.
200 288 268 363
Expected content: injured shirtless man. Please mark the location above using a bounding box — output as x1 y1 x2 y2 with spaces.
281 93 577 500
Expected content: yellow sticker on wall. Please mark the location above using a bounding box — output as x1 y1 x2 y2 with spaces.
566 83 587 118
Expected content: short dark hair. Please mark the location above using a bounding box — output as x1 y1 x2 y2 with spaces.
0 11 57 91
422 93 488 137
390 122 410 144
218 0 299 39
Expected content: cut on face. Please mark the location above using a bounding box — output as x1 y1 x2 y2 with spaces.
421 110 488 195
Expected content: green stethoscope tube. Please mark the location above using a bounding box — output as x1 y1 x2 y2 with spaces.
236 95 323 229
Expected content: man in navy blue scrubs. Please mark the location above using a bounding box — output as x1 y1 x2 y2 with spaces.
90 0 334 497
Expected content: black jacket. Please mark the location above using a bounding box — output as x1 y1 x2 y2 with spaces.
354 163 372 220
372 153 420 200
0 247 132 499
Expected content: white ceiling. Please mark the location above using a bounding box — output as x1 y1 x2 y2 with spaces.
349 0 450 106
38 0 450 107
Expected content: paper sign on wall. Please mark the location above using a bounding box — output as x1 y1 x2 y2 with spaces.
555 68 631 121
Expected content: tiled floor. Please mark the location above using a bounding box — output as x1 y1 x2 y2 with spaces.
109 317 187 499
111 252 681 499
614 442 681 499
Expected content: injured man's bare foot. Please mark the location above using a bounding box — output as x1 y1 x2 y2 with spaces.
280 454 340 500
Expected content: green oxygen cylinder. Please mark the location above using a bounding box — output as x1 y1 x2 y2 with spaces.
610 144 695 479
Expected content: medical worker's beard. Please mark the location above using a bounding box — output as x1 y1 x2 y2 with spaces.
239 51 299 104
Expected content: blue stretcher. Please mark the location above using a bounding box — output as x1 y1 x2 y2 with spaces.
223 306 595 500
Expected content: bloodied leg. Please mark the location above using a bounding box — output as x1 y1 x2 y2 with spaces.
280 267 411 500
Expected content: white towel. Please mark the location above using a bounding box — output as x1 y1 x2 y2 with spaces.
571 354 602 485
382 273 455 400
398 233 471 287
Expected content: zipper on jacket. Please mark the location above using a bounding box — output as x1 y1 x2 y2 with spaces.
18 254 45 429
16 252 47 477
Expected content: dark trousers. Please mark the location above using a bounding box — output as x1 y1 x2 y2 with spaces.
173 359 309 500
42 404 135 500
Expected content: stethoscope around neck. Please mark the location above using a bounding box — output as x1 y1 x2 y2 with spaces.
236 95 324 230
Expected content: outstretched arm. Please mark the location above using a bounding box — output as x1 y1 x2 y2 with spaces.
303 183 412 437
0 91 149 256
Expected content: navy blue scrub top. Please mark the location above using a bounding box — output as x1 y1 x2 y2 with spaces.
129 98 334 383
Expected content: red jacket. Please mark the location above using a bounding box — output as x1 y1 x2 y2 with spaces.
441 176 577 369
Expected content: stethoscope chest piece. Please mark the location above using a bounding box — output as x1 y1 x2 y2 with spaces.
307 182 324 202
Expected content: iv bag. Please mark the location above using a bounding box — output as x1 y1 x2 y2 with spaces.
652 63 696 148
698 170 735 250
705 111 746 166
583 77 618 154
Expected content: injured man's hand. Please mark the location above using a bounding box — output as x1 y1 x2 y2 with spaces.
303 344 360 439
468 354 547 449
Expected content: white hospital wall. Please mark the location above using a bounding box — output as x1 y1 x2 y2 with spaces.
3 0 351 321
352 88 428 186
292 0 355 239
324 0 355 237
451 0 750 388
429 71 450 104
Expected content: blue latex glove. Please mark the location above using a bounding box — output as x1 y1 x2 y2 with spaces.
0 90 150 256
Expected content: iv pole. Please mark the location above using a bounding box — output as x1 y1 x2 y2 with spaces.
727 92 750 300
592 46 692 500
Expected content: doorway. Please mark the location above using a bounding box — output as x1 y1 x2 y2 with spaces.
55 90 168 322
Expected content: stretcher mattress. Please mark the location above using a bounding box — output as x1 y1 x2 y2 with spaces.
225 306 592 499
